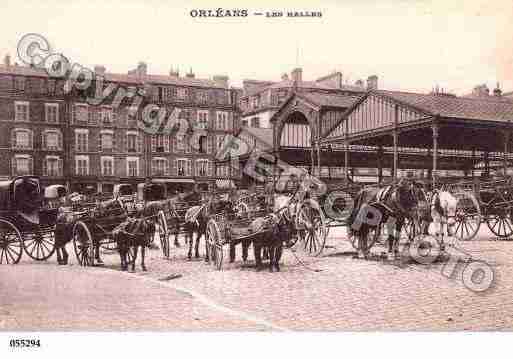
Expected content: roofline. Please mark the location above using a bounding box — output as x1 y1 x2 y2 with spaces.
0 65 230 90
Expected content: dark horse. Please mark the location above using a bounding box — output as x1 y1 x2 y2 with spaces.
251 212 290 272
348 179 428 260
183 196 235 260
113 215 155 271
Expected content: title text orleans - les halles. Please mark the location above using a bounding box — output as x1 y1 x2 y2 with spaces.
189 9 322 18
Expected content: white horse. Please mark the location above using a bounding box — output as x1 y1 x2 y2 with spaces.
429 190 458 249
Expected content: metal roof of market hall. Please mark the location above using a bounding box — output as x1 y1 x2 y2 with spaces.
374 90 513 122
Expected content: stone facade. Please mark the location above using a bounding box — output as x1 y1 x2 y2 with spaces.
0 62 240 193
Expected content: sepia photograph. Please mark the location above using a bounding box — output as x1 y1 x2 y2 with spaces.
1 0 512 357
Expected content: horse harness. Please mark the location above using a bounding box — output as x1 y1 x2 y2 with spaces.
371 184 411 219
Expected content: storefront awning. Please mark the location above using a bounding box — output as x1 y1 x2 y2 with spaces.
216 179 235 189
152 178 195 184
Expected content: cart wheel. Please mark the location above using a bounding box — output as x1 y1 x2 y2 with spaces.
23 227 56 261
296 200 326 256
206 219 224 270
0 219 23 264
157 210 170 258
72 221 94 266
486 209 513 238
453 192 481 241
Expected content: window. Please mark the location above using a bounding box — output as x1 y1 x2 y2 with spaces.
241 119 248 127
126 132 138 152
127 106 138 125
177 87 187 100
251 95 260 109
216 112 228 130
73 104 88 124
43 130 62 150
152 158 168 176
176 159 191 176
14 77 25 91
197 91 208 104
14 102 29 122
43 156 62 177
11 129 32 149
151 135 169 153
207 136 214 154
198 136 208 154
101 156 114 176
250 117 260 128
100 131 114 151
196 159 212 177
196 159 208 177
75 156 89 176
12 155 33 176
216 134 225 150
100 107 114 125
175 136 185 152
197 110 209 129
45 103 59 123
216 165 230 178
127 157 139 177
216 90 228 104
75 129 89 152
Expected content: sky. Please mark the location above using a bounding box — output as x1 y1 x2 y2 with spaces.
1 0 512 95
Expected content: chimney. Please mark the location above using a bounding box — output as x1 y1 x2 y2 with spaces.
186 68 195 79
4 54 11 67
213 75 229 88
493 82 502 97
137 62 147 76
281 73 289 81
94 65 106 75
291 68 302 84
472 84 489 97
169 66 179 78
367 75 378 90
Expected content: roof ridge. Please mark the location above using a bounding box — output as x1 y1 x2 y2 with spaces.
379 89 513 104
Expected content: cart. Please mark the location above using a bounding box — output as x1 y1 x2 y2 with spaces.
0 176 58 264
442 178 513 240
205 211 281 270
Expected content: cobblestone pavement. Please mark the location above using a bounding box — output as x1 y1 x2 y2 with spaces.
1 226 513 331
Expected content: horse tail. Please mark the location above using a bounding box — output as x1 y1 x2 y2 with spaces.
347 190 365 230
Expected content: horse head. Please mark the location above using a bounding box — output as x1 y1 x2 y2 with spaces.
395 179 428 219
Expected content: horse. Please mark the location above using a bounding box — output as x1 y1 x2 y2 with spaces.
428 190 458 247
347 179 428 260
183 196 235 260
245 193 300 268
164 200 181 248
113 215 156 272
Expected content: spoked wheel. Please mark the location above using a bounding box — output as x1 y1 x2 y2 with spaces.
486 208 513 238
295 200 327 256
453 192 481 241
0 219 23 264
350 225 381 251
206 219 224 270
156 211 170 258
22 227 56 261
72 221 94 266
